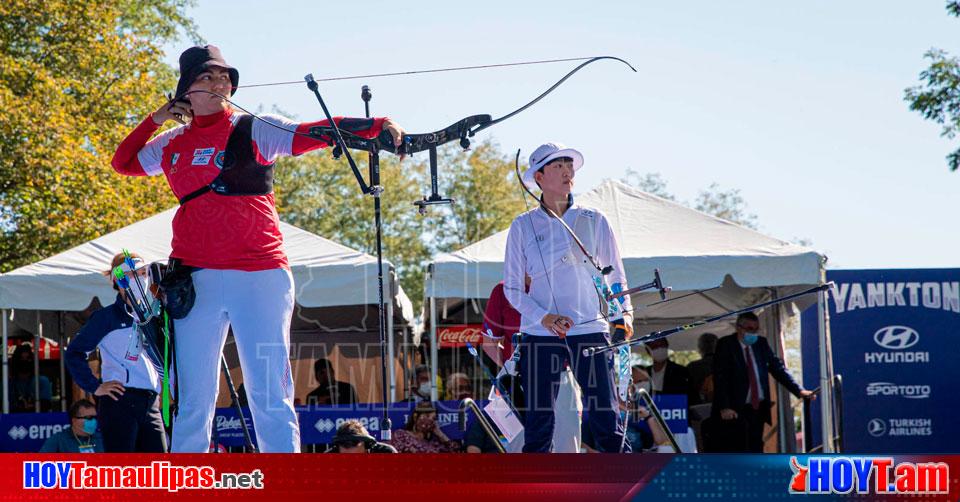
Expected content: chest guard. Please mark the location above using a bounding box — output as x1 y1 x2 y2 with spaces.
178 114 274 205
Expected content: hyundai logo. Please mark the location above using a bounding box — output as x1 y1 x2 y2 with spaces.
867 419 886 437
873 326 919 350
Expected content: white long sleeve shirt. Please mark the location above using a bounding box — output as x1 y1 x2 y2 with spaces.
503 202 633 337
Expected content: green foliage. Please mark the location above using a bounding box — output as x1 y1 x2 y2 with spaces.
904 2 960 171
274 139 524 309
0 0 197 271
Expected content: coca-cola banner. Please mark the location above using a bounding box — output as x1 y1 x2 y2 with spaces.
438 324 483 348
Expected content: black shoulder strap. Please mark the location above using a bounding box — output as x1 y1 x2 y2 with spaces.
177 114 256 205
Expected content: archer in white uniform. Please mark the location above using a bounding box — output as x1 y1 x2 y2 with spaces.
503 142 634 453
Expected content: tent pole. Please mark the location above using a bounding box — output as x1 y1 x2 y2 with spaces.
817 266 836 453
2 309 8 414
35 315 41 412
430 294 439 402
770 289 796 453
59 311 67 412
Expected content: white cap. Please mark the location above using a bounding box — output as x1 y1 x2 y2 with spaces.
522 142 584 190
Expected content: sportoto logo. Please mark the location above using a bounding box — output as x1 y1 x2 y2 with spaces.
873 326 919 350
7 426 27 441
867 419 887 437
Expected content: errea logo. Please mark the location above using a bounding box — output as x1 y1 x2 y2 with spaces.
8 426 27 441
314 418 335 434
873 326 919 350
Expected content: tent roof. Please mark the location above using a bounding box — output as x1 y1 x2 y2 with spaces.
427 180 823 299
0 207 413 320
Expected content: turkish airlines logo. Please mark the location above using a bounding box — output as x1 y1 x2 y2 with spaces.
867 419 887 437
873 326 919 350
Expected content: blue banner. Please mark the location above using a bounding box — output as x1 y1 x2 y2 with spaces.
213 400 480 448
801 268 960 453
629 394 688 434
0 412 69 452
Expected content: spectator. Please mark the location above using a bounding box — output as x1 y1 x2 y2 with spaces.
710 312 814 452
445 372 472 401
305 358 357 406
407 365 432 402
10 344 52 412
390 401 460 453
39 399 104 453
644 338 690 396
65 252 168 453
686 333 718 405
326 420 397 453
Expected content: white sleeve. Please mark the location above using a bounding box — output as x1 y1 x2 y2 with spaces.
136 127 184 176
250 113 298 163
597 213 633 323
503 217 550 324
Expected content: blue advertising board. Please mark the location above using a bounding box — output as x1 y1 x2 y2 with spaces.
1 401 482 452
801 269 960 453
0 412 70 452
215 400 479 448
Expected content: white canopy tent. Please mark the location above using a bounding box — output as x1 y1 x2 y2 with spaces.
424 180 836 452
0 207 414 411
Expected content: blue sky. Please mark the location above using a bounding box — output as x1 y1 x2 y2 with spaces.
164 1 959 269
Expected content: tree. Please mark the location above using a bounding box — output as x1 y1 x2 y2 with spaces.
904 1 960 171
621 168 758 229
273 149 434 308
274 139 526 309
620 171 676 201
693 183 758 230
0 0 197 272
430 141 527 252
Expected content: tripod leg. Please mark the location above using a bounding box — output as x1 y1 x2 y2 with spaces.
220 355 257 453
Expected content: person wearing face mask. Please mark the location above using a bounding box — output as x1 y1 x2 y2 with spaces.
390 402 460 453
643 338 690 396
408 365 433 402
39 400 105 453
710 312 814 452
64 252 168 452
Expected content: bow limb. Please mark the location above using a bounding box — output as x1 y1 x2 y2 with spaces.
471 56 638 136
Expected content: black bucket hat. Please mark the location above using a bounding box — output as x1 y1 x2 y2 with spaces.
174 45 239 100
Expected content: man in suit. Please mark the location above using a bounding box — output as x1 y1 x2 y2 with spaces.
711 312 814 452
644 338 690 396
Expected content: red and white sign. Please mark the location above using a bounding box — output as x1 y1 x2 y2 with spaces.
6 339 60 360
438 324 484 348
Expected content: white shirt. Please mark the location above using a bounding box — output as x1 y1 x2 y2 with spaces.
738 340 765 402
651 364 666 392
99 324 162 393
503 202 632 337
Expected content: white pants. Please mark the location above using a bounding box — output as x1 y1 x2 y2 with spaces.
506 368 582 453
171 268 299 452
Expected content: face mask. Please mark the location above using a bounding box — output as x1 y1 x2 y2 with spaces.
82 418 98 435
418 383 431 396
743 333 759 345
650 347 669 362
